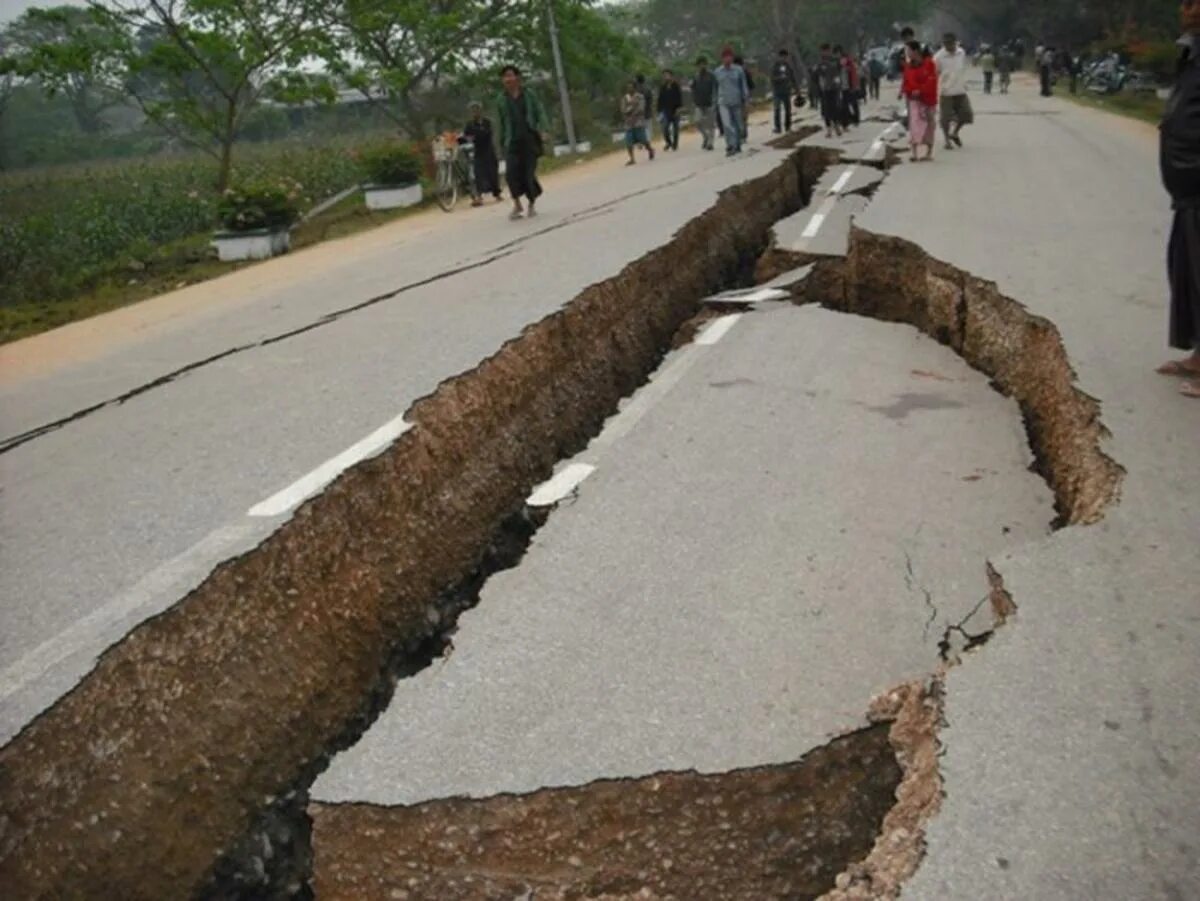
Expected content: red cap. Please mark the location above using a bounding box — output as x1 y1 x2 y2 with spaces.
721 46 734 58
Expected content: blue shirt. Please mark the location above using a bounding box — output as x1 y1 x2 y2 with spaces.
714 63 749 106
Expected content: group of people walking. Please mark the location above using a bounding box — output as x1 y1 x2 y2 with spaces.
811 44 864 138
623 49 756 161
900 32 974 162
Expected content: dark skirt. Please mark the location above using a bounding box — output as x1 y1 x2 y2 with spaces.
1168 207 1200 350
505 138 542 203
474 147 501 197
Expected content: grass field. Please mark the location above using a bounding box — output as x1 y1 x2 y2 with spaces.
0 135 620 344
1063 88 1165 124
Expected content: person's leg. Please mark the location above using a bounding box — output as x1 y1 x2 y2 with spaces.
773 93 783 133
940 99 954 148
729 105 743 151
625 130 636 164
672 115 680 149
526 152 542 215
1162 209 1200 378
719 105 736 153
505 150 525 217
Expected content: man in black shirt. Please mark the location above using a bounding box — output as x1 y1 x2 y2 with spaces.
770 49 798 134
657 69 683 151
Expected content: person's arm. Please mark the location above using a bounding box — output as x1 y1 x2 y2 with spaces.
496 99 509 152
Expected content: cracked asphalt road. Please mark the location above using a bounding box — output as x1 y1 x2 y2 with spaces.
3 74 1199 900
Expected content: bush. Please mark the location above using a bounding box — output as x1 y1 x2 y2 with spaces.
357 142 422 186
1130 40 1178 82
217 178 306 232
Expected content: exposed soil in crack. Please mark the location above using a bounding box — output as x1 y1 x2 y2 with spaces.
765 124 823 149
309 723 902 901
781 228 1124 526
0 148 828 900
819 680 945 901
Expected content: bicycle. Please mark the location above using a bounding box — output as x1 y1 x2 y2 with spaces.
432 133 479 212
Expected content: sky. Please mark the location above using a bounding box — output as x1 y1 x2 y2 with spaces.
2 0 84 25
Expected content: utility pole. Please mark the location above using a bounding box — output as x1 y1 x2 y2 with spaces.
546 0 577 151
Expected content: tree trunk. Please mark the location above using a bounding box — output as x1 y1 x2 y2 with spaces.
216 101 237 192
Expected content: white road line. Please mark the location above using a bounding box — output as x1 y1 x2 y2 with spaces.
695 313 743 345
527 463 596 507
800 214 826 239
829 167 855 194
707 286 790 304
248 414 413 518
0 521 261 708
867 122 900 159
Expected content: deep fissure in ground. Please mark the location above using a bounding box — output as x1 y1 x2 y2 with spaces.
0 141 1124 900
0 147 827 900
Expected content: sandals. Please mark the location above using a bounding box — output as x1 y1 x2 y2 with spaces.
1182 380 1200 399
509 209 524 221
1157 359 1200 378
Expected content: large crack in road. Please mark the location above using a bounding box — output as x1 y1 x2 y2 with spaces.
0 145 824 900
0 137 1125 900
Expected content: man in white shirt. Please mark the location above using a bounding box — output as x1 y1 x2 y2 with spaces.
933 32 973 150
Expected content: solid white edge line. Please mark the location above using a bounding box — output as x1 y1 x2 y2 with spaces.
527 462 596 507
0 521 260 706
695 313 743 346
248 414 413 517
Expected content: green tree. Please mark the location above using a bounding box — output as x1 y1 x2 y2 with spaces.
24 0 330 190
1 7 125 134
319 0 536 140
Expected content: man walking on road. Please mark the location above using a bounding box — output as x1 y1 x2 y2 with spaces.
691 57 717 151
934 33 973 150
770 49 799 134
657 69 683 151
867 53 885 100
621 81 655 165
1039 47 1055 96
1157 0 1200 398
497 65 548 221
715 47 749 156
980 46 996 94
997 46 1013 94
816 44 845 139
636 74 655 143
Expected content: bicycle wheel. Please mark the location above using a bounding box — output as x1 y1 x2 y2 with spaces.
435 158 457 212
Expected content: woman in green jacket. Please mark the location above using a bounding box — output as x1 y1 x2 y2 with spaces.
497 65 550 220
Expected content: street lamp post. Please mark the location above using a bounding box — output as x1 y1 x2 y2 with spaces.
546 0 577 152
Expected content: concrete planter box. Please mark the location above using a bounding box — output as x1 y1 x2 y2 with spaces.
363 182 423 211
553 141 594 157
212 227 290 262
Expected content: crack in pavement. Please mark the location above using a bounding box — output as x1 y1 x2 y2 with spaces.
0 168 716 457
904 549 939 642
0 249 520 456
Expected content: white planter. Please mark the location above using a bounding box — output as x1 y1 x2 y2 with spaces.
363 182 423 211
612 131 625 144
212 227 290 262
554 141 593 156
